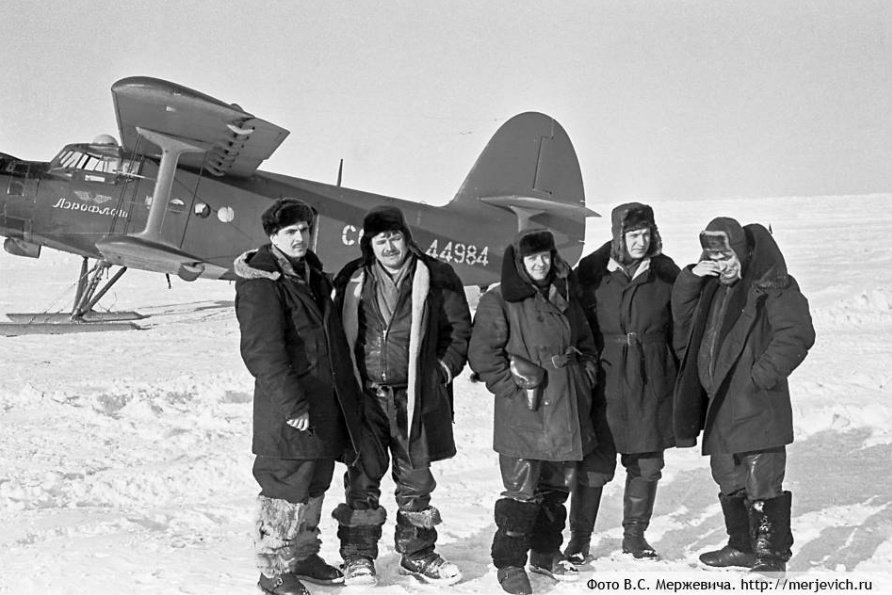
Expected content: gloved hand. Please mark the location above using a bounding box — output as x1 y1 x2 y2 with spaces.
583 359 598 387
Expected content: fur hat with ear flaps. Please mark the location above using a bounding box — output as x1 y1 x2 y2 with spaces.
500 228 570 302
699 216 748 266
610 202 662 264
359 205 416 262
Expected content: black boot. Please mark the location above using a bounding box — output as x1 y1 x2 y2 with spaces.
564 484 603 564
492 498 539 595
621 475 659 559
700 491 756 568
331 503 386 586
529 488 578 582
396 507 462 585
749 491 793 576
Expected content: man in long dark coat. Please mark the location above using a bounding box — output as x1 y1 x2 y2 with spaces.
331 206 471 587
672 217 815 575
469 228 598 595
234 198 363 595
569 203 679 562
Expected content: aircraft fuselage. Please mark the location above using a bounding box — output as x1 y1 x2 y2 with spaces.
1 145 515 285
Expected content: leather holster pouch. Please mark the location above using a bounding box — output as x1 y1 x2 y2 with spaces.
509 354 546 411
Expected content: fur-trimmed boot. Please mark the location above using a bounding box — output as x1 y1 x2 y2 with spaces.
492 498 539 595
290 495 343 585
529 489 578 582
254 496 310 595
749 491 793 576
564 484 603 564
621 475 659 559
700 491 756 568
396 506 462 585
331 503 386 586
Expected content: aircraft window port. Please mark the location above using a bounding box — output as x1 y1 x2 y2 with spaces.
169 199 186 214
51 145 124 175
194 202 211 218
7 180 24 196
217 206 235 223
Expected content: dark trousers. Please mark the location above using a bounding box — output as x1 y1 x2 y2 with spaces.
576 431 664 487
499 455 574 503
253 456 335 504
710 447 786 500
344 387 435 512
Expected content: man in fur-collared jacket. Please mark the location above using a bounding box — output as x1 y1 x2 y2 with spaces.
672 217 815 576
330 205 471 587
234 198 363 595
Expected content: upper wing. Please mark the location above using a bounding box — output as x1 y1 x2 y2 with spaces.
111 76 289 177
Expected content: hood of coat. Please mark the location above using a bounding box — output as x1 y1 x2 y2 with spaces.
233 244 324 280
610 202 663 264
500 240 571 303
742 223 790 290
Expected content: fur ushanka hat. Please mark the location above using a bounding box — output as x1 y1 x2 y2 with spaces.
610 202 662 264
699 216 747 262
261 198 316 235
359 205 416 261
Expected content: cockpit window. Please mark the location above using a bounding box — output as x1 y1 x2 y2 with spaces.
50 144 139 176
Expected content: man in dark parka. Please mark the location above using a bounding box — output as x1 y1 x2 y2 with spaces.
569 203 679 562
330 206 471 587
672 217 815 575
469 228 598 595
234 198 363 595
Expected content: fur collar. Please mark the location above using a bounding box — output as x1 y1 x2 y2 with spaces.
499 244 571 303
576 241 678 287
233 244 324 281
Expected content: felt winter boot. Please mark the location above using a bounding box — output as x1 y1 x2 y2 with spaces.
563 484 603 564
529 489 578 582
492 498 539 595
331 503 386 586
396 507 462 585
621 475 659 559
288 495 343 585
749 491 793 576
699 491 756 568
254 496 310 595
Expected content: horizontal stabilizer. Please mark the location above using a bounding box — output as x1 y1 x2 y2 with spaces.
480 195 598 219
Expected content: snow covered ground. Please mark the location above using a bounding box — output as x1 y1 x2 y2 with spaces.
1 194 890 594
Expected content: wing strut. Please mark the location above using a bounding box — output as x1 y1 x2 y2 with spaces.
134 127 208 244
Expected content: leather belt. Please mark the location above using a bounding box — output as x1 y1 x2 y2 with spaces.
546 347 583 369
364 381 408 396
606 330 667 346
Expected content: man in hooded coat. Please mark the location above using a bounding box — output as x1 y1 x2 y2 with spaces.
672 217 815 575
569 202 680 562
234 198 363 595
469 228 598 595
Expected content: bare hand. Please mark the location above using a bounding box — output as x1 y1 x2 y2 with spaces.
286 413 310 431
692 260 721 277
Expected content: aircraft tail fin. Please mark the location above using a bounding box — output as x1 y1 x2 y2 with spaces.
449 112 596 267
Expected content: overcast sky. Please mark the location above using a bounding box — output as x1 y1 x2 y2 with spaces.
2 0 889 207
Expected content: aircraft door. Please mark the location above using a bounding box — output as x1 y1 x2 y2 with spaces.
1 161 38 241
